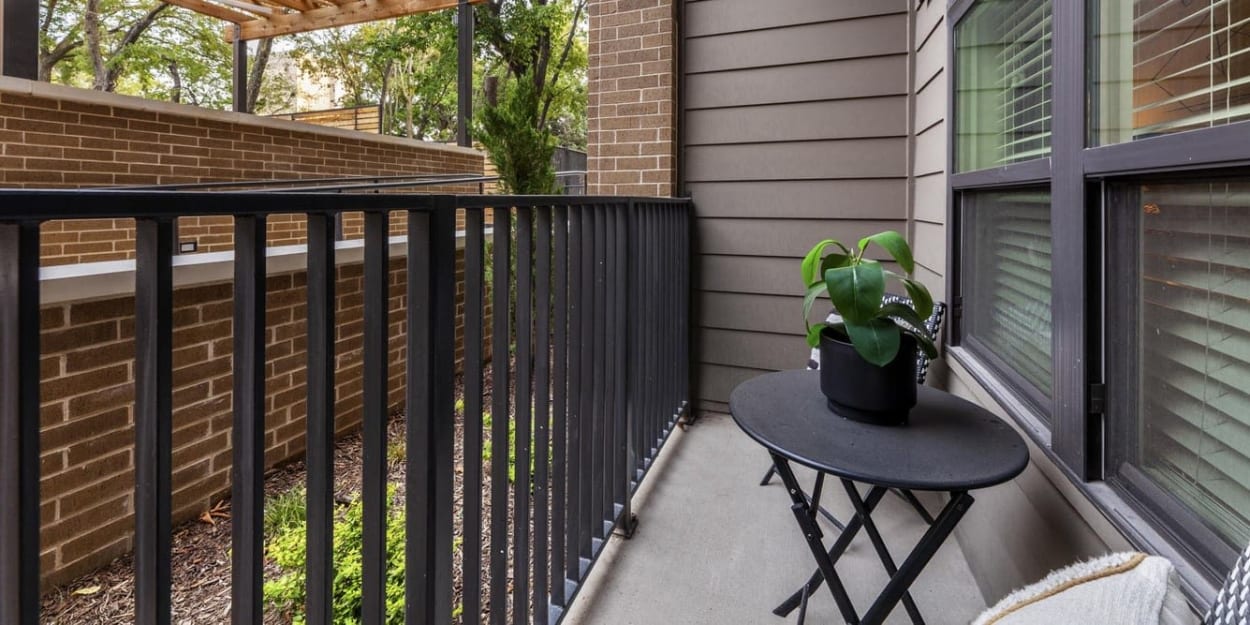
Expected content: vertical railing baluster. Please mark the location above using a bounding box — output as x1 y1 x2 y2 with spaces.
682 203 691 412
565 206 582 592
627 204 642 493
598 204 614 533
613 205 629 522
655 205 665 455
461 208 486 624
665 206 675 423
552 206 570 611
305 212 336 625
514 207 533 625
578 206 594 563
639 206 652 466
232 215 266 625
404 202 457 625
134 217 173 625
405 210 432 625
591 205 607 542
533 207 553 625
490 206 512 625
362 210 389 625
0 221 41 625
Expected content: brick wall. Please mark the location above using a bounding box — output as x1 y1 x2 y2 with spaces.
38 246 492 587
0 77 494 587
0 77 483 265
586 0 677 196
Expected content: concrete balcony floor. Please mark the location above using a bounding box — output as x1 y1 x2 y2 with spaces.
565 413 986 625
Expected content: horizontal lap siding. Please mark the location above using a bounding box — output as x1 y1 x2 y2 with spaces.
683 0 911 410
910 2 949 301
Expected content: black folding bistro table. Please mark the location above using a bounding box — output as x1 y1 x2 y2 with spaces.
730 370 1028 625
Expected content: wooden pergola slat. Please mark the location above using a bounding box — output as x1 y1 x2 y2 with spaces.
162 0 484 41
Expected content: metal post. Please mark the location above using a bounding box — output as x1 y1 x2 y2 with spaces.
1 0 38 79
232 28 248 114
456 0 474 147
231 216 266 625
134 218 174 625
0 222 39 625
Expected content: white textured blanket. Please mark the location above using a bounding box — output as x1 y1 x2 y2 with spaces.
972 552 1186 625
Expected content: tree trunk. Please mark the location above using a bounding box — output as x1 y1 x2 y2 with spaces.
246 38 273 112
84 0 108 90
378 58 393 135
168 60 182 104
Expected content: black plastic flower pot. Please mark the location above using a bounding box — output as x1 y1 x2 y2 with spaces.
818 326 917 426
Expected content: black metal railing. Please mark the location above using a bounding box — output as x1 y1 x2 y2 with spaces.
0 191 691 625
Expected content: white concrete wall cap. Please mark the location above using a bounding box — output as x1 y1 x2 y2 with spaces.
39 230 487 306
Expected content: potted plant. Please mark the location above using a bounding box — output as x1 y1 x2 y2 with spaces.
801 230 938 425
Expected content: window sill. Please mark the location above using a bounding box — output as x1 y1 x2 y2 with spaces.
944 347 1219 612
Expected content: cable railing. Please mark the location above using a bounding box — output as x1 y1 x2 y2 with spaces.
0 190 691 625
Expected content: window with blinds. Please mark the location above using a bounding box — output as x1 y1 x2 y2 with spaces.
962 189 1054 407
955 0 1053 172
1134 181 1250 548
1092 0 1250 145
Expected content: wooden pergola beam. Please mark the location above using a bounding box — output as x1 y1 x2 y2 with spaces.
163 0 258 23
226 0 484 41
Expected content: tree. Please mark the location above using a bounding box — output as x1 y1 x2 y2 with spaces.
476 0 587 148
477 72 556 194
39 0 278 111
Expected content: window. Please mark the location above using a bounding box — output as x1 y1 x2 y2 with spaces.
949 0 1250 587
955 0 1054 171
1108 179 1250 570
960 189 1054 410
1090 0 1250 144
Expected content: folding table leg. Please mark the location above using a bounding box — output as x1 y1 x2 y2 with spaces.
858 491 975 625
774 484 888 617
771 454 860 624
843 480 924 625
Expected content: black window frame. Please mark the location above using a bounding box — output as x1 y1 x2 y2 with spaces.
947 0 1250 595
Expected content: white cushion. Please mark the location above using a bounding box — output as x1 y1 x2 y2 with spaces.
972 552 1195 625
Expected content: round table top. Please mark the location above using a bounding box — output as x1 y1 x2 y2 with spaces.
729 370 1029 491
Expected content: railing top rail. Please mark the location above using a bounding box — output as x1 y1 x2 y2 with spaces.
112 170 588 192
0 190 692 221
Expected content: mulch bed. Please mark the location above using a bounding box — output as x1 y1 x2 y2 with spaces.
41 370 533 625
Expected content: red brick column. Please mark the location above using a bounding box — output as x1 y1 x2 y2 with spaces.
587 0 677 197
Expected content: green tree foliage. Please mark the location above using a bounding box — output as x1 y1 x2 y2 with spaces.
476 72 556 194
38 0 291 111
35 0 588 152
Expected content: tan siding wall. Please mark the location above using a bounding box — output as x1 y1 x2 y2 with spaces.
683 0 912 410
909 0 948 300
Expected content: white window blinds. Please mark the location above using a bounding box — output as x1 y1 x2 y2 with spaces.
1140 182 1250 547
965 190 1054 402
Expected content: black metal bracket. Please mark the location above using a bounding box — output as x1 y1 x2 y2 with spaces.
615 514 640 540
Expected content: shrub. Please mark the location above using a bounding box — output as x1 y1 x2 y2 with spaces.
264 488 407 624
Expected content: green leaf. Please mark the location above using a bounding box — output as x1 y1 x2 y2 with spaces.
801 240 834 285
878 302 930 337
909 330 940 360
802 281 827 334
844 319 901 367
820 252 853 274
800 239 850 285
806 321 826 348
901 278 934 320
859 230 914 274
824 260 885 324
